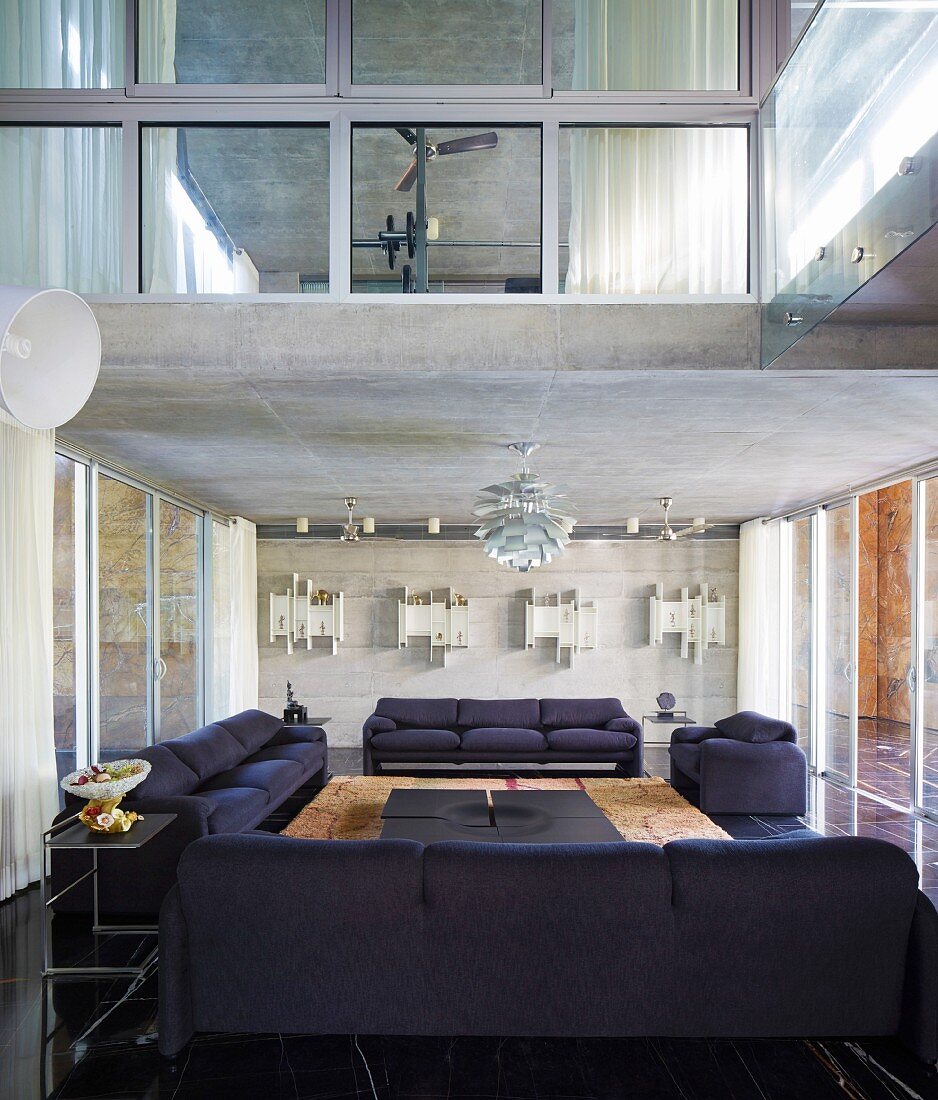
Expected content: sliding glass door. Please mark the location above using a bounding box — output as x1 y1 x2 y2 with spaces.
823 502 856 783
918 475 938 816
157 501 202 739
790 514 815 759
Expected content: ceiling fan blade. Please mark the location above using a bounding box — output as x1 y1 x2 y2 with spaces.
394 159 418 192
436 131 498 157
395 126 418 146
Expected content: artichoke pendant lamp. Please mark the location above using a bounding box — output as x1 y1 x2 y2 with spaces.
473 442 576 572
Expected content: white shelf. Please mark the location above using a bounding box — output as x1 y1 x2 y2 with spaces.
269 575 344 656
524 589 598 667
649 579 724 663
398 587 471 665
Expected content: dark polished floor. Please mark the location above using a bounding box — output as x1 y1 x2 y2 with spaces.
4 747 938 1099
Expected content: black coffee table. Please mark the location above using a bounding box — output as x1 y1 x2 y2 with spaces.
380 789 621 844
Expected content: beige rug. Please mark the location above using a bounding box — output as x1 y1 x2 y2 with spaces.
282 775 730 844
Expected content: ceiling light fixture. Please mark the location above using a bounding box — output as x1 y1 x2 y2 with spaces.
296 517 309 534
428 517 440 535
651 497 713 541
363 516 375 535
340 497 361 542
473 442 576 573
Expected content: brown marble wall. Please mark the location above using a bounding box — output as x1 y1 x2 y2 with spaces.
856 482 912 722
923 481 938 778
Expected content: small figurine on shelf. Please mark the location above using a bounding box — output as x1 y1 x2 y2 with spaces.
278 614 285 630
297 622 306 639
319 620 326 635
412 594 423 605
284 681 308 725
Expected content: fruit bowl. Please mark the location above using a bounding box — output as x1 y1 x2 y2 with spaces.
61 760 150 832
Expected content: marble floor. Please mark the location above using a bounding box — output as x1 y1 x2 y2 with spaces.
4 747 938 1100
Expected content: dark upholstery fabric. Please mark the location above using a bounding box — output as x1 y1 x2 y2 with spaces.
460 727 548 753
671 725 721 745
375 698 458 729
715 711 798 744
158 834 936 1060
201 787 270 833
164 723 246 781
199 759 304 802
363 715 397 734
669 742 702 782
370 728 461 752
248 742 326 774
547 727 637 752
269 724 325 745
218 709 284 754
132 744 200 799
606 716 641 736
457 699 540 730
540 698 627 729
699 739 807 815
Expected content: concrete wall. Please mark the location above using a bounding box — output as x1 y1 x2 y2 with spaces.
256 538 739 747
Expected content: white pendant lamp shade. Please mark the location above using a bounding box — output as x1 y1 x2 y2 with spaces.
474 443 576 573
0 286 101 429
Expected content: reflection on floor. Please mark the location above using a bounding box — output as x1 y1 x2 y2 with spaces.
5 745 938 1099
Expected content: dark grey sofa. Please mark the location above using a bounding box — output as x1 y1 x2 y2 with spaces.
51 709 327 916
158 831 938 1061
362 697 643 776
669 710 808 815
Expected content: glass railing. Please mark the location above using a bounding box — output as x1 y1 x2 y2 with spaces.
761 0 938 367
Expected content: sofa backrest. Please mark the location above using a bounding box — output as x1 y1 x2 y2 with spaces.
131 743 201 799
714 711 798 744
457 698 540 730
375 698 458 729
539 697 627 729
164 834 922 1044
218 709 284 754
163 722 247 782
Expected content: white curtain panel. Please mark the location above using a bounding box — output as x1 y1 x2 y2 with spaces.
228 517 259 715
0 0 123 88
566 0 746 295
737 518 785 719
0 410 59 902
0 124 121 294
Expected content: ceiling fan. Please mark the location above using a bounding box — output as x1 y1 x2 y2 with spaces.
648 497 714 541
392 127 498 192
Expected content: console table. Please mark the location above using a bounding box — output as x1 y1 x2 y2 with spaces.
642 711 695 745
380 788 621 844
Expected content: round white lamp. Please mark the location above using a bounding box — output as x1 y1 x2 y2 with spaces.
0 286 101 429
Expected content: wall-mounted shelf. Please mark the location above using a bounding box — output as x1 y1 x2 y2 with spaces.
649 580 724 664
398 587 470 665
270 575 345 655
524 589 598 667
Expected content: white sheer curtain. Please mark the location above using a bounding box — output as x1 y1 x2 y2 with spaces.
0 409 59 902
565 0 746 295
0 0 123 88
737 518 786 719
0 125 121 294
228 517 258 715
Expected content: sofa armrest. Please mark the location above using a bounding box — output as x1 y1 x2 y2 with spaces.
699 739 807 816
606 716 641 737
268 724 325 746
364 714 396 736
672 725 721 745
158 883 194 1057
901 891 938 1064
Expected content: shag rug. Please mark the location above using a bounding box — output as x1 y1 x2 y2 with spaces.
282 775 731 844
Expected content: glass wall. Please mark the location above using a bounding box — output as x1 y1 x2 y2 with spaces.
0 125 122 293
559 125 748 294
211 519 232 722
52 455 89 792
922 476 938 816
97 475 152 760
824 503 854 781
552 0 739 91
0 0 124 88
790 514 813 754
158 502 201 739
142 125 330 294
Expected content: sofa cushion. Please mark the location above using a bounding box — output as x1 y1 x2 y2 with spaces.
715 711 797 745
457 699 540 730
200 759 304 803
375 698 458 730
546 727 637 753
540 697 627 729
130 743 200 799
669 743 702 782
164 723 247 781
364 715 397 735
218 709 284 754
672 725 721 745
370 728 461 752
200 787 270 833
249 742 326 775
460 727 548 753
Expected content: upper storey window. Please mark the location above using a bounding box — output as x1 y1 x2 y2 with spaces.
0 0 124 88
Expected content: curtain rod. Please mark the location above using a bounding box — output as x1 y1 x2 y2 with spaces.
763 453 938 524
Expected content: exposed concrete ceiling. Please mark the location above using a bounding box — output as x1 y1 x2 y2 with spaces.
57 304 938 526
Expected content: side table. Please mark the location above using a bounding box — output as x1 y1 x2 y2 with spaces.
642 711 696 746
41 812 176 978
